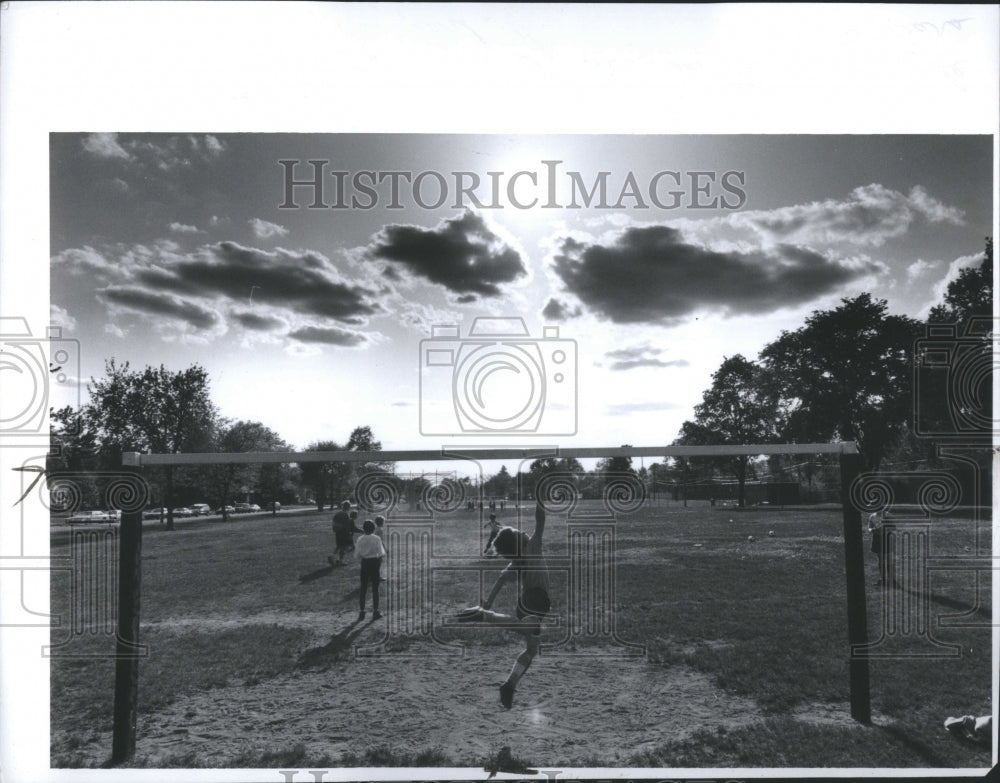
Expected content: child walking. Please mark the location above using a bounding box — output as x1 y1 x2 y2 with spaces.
355 519 386 621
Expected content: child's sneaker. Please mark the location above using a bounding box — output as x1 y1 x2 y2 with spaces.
455 606 484 622
499 682 514 709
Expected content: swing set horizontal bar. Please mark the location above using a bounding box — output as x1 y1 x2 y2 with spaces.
123 442 858 467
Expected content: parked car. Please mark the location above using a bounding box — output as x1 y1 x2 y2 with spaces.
190 503 212 516
67 510 115 524
172 507 194 517
265 501 281 512
143 507 168 519
234 502 251 513
217 504 236 515
248 503 261 512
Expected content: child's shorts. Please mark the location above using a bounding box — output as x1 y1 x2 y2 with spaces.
517 587 551 621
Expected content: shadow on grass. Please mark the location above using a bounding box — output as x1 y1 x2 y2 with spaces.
892 584 991 617
297 618 370 668
298 565 335 584
877 723 950 767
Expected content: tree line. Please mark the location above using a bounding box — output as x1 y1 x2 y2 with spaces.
49 363 391 530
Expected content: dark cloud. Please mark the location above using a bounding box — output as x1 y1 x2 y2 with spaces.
232 311 285 331
288 325 367 347
602 344 689 371
550 226 883 325
134 241 381 325
367 210 527 298
98 286 220 330
542 298 582 322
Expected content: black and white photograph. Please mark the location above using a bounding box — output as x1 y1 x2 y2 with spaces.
0 4 997 782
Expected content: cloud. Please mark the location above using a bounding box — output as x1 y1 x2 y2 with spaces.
906 259 939 280
732 184 964 247
288 325 367 347
367 210 527 299
133 241 382 324
202 135 225 155
549 226 885 325
54 238 386 349
104 323 127 338
81 133 131 160
249 218 289 239
607 401 682 415
51 246 117 276
49 304 77 332
98 286 222 331
169 222 200 234
394 302 464 332
231 311 287 332
601 344 690 371
542 298 582 321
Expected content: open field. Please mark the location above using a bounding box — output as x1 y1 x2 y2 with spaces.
50 500 993 769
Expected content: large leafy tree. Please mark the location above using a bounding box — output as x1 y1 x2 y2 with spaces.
483 465 515 501
910 237 994 453
207 420 288 520
520 456 583 500
299 426 388 510
759 294 921 471
674 355 779 506
929 237 993 325
85 360 218 529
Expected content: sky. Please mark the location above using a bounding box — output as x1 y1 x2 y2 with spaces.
49 133 993 474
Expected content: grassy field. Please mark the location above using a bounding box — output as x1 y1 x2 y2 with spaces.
49 500 993 769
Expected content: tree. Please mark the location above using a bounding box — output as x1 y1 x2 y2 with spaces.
85 360 217 530
929 237 993 325
298 426 388 511
207 420 287 520
596 448 634 476
521 457 583 500
916 237 994 450
483 465 515 500
674 357 778 507
759 295 921 471
299 440 348 511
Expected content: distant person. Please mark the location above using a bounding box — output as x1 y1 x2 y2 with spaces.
355 519 386 621
455 500 550 709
